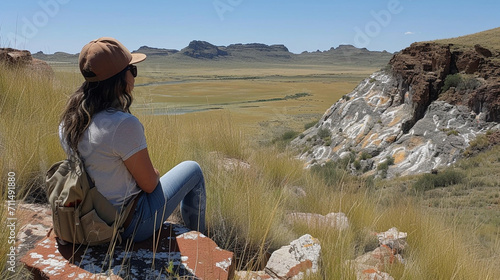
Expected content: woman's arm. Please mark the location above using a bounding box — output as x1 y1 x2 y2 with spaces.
124 148 159 193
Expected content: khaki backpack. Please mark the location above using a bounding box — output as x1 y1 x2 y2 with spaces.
45 155 135 246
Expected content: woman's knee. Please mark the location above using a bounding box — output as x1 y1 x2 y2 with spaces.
179 160 204 179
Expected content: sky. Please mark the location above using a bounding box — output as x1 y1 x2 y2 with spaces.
0 0 499 54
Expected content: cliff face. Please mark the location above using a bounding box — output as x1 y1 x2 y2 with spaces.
292 42 500 178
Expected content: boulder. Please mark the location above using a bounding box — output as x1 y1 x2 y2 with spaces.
264 234 321 279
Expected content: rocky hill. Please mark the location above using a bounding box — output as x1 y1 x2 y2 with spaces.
292 42 500 178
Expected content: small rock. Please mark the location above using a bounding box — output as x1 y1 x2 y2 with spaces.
376 227 407 252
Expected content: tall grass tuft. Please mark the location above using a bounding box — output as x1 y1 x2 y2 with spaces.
0 63 77 200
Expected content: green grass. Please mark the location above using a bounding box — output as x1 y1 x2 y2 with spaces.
2 61 500 279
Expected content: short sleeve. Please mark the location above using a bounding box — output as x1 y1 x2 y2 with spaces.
112 115 147 160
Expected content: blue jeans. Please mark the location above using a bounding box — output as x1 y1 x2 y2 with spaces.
122 161 206 242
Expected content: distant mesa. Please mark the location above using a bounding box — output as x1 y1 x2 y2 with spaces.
180 40 228 59
133 46 178 56
223 43 292 60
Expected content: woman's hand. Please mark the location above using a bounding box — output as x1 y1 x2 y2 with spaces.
124 148 159 193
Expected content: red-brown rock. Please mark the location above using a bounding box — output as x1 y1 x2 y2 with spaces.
390 42 500 125
176 231 235 279
20 222 234 280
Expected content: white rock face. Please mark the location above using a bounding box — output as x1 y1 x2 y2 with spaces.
292 71 500 177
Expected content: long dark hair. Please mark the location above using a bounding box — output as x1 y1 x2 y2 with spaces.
61 69 132 153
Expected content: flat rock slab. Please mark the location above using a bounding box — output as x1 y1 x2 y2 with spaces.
21 223 234 280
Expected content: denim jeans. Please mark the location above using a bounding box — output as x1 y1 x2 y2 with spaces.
122 161 206 242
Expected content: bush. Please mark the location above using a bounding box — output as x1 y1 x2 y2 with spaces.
280 130 299 141
377 156 394 171
360 152 372 160
441 74 462 93
413 169 465 192
317 127 330 139
441 74 481 93
353 160 361 170
310 161 344 186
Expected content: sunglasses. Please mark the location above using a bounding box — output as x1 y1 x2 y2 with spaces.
128 64 137 78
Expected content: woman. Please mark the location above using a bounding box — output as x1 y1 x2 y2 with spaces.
59 37 206 242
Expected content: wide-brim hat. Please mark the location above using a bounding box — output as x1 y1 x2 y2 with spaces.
79 37 146 82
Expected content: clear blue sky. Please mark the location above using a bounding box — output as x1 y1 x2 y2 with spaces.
1 0 498 54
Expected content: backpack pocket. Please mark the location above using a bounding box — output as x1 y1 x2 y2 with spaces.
80 209 116 244
53 206 85 245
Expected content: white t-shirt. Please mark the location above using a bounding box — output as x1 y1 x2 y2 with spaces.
60 110 146 208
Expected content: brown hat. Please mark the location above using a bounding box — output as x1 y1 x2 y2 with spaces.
78 37 146 82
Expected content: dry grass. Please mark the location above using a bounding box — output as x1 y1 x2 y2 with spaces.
432 26 500 51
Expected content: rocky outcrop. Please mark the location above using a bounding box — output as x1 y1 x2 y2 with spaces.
181 40 228 59
292 42 500 177
0 48 53 75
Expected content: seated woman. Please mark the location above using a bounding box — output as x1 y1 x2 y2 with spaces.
59 37 206 242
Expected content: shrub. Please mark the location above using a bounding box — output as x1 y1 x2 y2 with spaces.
324 139 332 146
413 169 465 192
377 156 394 171
317 127 330 139
360 152 372 160
310 161 344 186
338 152 355 170
304 120 318 130
441 74 481 93
280 130 299 141
353 160 361 170
441 74 462 93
